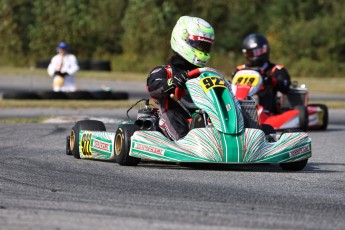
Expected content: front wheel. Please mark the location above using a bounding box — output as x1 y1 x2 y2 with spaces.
280 159 308 171
115 124 140 166
279 128 308 171
69 120 106 159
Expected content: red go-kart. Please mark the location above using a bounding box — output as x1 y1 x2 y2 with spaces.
231 70 328 131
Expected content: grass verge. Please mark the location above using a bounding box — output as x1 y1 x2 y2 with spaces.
0 117 47 123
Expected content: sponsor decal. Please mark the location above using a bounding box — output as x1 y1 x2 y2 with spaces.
134 143 165 155
93 139 110 152
289 145 310 157
188 34 214 44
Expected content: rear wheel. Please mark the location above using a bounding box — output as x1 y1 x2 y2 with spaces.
295 105 308 131
279 128 308 171
309 103 328 130
69 120 106 159
115 124 140 166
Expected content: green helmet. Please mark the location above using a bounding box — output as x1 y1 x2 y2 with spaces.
171 16 215 67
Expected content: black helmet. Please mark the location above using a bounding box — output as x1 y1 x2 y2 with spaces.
242 33 269 67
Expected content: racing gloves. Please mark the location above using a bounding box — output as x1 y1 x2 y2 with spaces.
171 71 188 89
54 71 68 77
162 70 189 94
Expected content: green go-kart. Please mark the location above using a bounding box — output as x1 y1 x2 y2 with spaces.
66 68 312 171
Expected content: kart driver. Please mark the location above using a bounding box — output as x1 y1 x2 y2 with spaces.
147 16 215 141
47 42 79 92
233 33 291 114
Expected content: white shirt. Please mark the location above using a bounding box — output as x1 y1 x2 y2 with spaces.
47 53 79 77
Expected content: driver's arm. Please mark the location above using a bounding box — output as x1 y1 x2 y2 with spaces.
147 67 175 99
273 67 291 94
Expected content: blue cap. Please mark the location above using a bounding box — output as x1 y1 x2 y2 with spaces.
57 42 69 50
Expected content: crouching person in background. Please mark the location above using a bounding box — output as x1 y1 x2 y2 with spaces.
47 42 79 92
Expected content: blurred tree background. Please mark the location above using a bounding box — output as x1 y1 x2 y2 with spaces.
0 0 344 77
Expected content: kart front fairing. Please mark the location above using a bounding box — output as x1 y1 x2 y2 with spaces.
129 73 311 164
129 126 311 163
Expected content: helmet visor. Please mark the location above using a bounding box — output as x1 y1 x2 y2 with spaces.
187 35 214 53
243 44 268 58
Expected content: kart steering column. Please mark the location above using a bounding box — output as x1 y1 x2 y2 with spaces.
170 94 192 117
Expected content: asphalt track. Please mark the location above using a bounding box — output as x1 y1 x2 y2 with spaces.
0 109 344 229
1 75 345 229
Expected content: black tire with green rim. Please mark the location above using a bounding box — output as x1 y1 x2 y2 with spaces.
279 128 309 171
69 120 106 159
308 103 329 130
115 124 140 166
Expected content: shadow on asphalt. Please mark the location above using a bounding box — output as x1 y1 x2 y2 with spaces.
135 161 333 173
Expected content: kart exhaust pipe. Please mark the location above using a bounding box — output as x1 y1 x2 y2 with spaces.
135 119 156 130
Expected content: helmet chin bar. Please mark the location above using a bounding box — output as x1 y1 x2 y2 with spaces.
193 57 206 67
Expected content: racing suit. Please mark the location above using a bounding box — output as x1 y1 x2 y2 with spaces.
147 55 197 141
47 53 79 92
234 61 291 114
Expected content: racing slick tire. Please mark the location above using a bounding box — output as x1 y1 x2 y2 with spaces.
66 136 72 155
69 120 106 159
279 129 308 171
115 124 140 166
295 105 308 131
280 159 308 171
308 103 329 130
